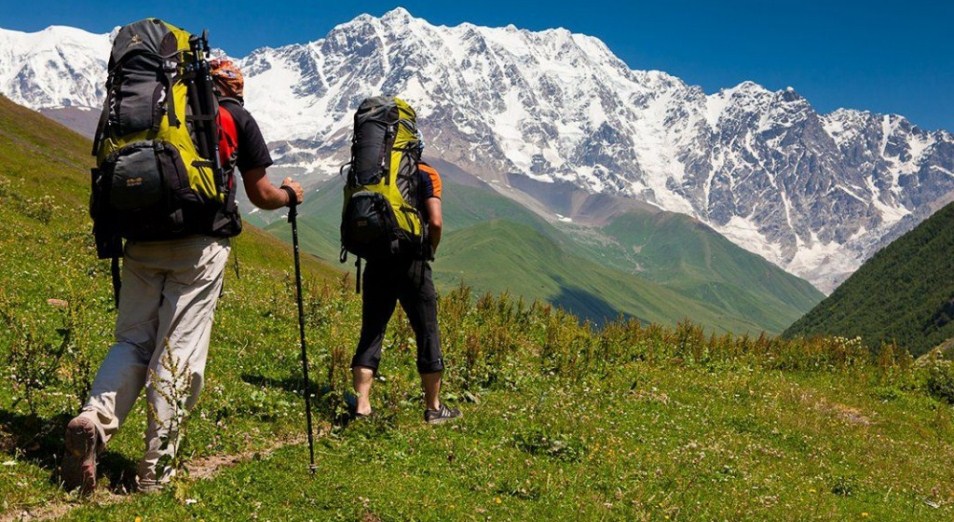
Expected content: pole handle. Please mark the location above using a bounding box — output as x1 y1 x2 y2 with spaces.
282 186 298 222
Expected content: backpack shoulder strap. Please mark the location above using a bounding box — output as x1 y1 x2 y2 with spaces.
218 96 244 107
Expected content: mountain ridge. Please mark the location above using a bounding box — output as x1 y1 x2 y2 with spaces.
2 9 952 293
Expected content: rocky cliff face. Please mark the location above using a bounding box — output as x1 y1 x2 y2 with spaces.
2 9 952 292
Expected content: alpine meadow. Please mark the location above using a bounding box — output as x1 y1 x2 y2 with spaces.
2 5 954 522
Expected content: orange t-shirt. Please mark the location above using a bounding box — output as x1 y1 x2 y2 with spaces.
417 162 442 200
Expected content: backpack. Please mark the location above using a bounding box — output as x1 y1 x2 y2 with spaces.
89 19 240 303
90 19 239 249
339 96 427 276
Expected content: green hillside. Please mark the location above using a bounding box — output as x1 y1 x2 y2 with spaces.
270 174 821 333
435 220 773 332
584 211 824 332
262 174 344 261
2 95 954 521
785 202 954 356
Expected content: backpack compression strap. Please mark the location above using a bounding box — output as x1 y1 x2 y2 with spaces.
111 256 121 308
90 80 111 156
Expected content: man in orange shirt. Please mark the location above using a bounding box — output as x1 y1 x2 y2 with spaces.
350 160 461 424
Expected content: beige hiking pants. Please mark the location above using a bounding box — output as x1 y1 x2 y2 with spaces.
79 235 230 488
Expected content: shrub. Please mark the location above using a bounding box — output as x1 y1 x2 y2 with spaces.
926 362 954 404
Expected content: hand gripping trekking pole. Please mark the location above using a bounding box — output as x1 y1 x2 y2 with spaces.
287 194 317 474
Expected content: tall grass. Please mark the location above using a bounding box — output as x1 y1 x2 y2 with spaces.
290 279 923 419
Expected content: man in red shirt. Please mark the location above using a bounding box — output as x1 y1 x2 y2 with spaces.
62 58 304 494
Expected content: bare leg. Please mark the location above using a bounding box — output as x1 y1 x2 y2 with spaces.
352 366 374 415
421 371 442 411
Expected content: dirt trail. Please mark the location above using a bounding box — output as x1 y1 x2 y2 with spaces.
2 430 322 522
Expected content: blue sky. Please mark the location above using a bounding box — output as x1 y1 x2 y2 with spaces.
2 1 951 131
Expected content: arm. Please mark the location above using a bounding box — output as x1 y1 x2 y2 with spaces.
227 103 302 209
241 167 303 209
417 162 443 255
425 197 442 254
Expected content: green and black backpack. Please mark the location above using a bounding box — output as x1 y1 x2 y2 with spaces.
339 96 427 284
90 18 240 303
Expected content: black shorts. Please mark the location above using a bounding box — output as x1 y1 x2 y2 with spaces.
351 256 444 374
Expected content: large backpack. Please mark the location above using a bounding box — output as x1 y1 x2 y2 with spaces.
89 18 240 304
340 96 426 274
90 19 239 252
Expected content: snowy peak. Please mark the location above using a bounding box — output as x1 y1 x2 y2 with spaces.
241 9 675 183
380 6 415 23
0 25 105 53
0 25 110 109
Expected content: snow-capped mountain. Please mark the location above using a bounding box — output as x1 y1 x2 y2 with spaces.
0 25 110 109
2 9 952 293
236 9 954 293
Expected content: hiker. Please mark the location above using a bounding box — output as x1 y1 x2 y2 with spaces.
343 97 461 424
62 21 303 495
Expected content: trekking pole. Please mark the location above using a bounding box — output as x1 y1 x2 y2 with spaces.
287 194 317 474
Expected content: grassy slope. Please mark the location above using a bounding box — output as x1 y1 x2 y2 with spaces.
785 202 954 356
435 220 766 332
0 94 338 509
2 96 954 521
68 361 954 521
591 211 825 333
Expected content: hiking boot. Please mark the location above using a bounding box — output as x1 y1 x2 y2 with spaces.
346 405 373 425
62 416 98 495
424 404 461 425
136 479 168 495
